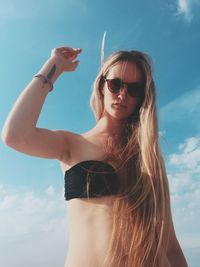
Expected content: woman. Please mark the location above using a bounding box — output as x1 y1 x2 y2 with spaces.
1 45 188 267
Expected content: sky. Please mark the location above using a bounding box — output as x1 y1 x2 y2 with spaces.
0 0 200 266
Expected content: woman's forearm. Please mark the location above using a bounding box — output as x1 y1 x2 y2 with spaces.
2 57 62 144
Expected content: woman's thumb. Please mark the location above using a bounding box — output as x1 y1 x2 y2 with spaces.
72 60 80 67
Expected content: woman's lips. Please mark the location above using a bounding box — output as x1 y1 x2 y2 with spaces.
113 103 126 108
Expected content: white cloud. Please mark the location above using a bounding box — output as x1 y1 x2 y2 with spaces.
0 185 67 237
177 0 192 21
169 137 200 170
0 185 68 267
175 0 200 22
167 136 200 248
179 136 200 153
168 172 191 194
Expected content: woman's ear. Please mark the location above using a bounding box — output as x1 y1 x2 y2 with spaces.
99 75 105 96
101 86 104 95
99 82 105 96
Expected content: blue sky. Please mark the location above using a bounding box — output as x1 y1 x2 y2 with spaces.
0 0 200 266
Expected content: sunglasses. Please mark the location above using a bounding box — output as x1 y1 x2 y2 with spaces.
103 77 144 98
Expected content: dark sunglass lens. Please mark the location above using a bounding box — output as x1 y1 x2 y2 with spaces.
108 79 121 93
128 83 143 97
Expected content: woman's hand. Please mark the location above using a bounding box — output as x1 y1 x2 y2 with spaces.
50 46 82 73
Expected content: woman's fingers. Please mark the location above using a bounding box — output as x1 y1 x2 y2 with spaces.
50 46 82 72
59 47 82 53
61 53 76 62
60 48 82 60
71 60 80 70
68 54 78 61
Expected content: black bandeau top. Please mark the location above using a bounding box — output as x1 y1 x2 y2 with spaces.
64 160 120 201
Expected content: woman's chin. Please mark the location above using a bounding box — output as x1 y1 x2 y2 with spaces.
109 111 130 121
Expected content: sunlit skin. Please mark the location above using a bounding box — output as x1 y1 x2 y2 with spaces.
92 61 143 136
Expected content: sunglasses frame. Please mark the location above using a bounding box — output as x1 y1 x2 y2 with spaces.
103 77 144 98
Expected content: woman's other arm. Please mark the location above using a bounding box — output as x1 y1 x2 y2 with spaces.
1 47 82 162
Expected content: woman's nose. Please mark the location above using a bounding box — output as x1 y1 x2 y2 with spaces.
118 85 128 99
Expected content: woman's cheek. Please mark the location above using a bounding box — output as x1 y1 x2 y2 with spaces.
128 99 139 114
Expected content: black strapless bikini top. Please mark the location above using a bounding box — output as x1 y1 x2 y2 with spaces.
64 160 119 201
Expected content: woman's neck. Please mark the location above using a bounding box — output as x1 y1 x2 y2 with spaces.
92 116 126 137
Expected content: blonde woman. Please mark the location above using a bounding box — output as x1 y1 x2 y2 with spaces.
1 45 188 267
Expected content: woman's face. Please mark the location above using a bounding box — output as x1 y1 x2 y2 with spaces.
102 61 143 121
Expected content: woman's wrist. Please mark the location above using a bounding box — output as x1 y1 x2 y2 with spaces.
37 57 63 84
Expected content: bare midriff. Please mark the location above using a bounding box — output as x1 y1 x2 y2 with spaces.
64 196 172 267
64 196 116 267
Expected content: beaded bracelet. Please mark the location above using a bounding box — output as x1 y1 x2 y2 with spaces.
33 74 54 92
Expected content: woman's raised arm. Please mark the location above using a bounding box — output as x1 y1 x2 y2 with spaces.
1 46 82 162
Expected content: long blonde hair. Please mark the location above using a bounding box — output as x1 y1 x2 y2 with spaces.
90 50 172 267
